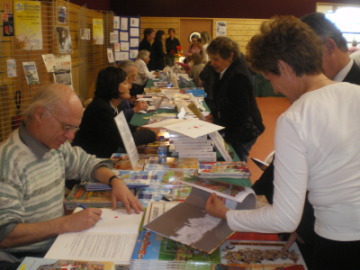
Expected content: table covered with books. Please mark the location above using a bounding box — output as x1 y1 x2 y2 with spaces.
25 78 307 270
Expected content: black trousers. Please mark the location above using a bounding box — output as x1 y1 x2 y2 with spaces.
312 233 360 270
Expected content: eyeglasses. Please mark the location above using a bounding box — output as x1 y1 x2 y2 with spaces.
45 107 80 133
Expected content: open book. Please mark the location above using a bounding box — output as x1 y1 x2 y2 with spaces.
45 208 144 264
145 183 255 254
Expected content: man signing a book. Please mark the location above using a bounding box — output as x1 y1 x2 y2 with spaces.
0 84 143 269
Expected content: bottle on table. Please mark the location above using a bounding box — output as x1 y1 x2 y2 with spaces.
157 136 167 164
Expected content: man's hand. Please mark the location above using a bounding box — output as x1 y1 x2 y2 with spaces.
111 178 143 214
64 208 103 232
205 193 229 220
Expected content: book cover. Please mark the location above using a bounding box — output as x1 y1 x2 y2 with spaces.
131 230 219 268
136 185 192 207
178 176 255 204
218 240 307 270
198 161 251 178
144 157 199 172
17 256 114 270
64 185 122 210
145 187 256 254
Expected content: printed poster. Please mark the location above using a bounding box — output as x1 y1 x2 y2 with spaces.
113 16 120 29
7 59 17 77
107 48 114 63
92 18 104 45
56 26 72 54
53 55 72 87
14 1 43 50
80 28 90 40
42 54 56 72
109 31 118 44
22 61 40 85
216 21 227 37
120 17 128 31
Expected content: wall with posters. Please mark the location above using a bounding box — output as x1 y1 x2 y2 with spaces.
0 0 116 141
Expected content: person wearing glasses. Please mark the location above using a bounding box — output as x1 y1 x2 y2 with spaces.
0 83 143 269
72 66 156 158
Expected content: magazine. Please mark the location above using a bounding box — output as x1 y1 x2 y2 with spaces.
218 240 307 269
16 256 113 270
145 187 255 254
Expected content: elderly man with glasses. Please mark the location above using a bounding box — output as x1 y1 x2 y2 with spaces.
0 83 143 269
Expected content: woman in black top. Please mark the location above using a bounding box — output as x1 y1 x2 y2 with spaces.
152 30 165 70
72 67 156 158
139 28 155 70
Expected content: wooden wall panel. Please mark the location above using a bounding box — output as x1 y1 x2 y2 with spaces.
0 0 112 141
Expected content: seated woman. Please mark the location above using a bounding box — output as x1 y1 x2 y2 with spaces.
72 67 156 158
135 50 155 87
206 16 360 270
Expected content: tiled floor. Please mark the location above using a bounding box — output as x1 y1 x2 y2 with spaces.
248 97 290 184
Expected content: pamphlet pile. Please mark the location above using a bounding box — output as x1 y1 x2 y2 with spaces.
198 161 251 178
64 185 122 210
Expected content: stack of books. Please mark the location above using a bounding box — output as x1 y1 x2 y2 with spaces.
169 132 217 162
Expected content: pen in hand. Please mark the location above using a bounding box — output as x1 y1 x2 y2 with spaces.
77 204 103 220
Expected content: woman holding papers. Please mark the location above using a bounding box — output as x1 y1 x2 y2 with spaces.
206 16 360 270
205 36 264 161
73 67 156 158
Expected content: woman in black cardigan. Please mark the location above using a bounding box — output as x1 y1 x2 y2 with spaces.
205 37 265 161
73 67 156 158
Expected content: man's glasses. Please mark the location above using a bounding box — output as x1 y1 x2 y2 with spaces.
45 107 80 133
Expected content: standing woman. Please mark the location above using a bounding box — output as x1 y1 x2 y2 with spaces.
139 28 155 70
205 36 264 161
72 67 156 158
206 16 360 270
165 28 180 66
200 31 211 63
152 30 165 70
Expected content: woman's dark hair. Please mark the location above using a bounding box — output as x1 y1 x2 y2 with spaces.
155 30 165 41
94 67 127 101
143 28 154 39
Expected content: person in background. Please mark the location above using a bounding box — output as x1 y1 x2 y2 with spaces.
72 67 156 158
206 16 360 270
117 60 149 122
184 34 203 58
205 36 264 161
139 28 155 70
301 12 360 84
135 50 155 88
348 40 359 54
200 31 211 63
188 53 205 87
152 30 165 70
165 28 180 66
350 49 360 67
0 84 142 269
